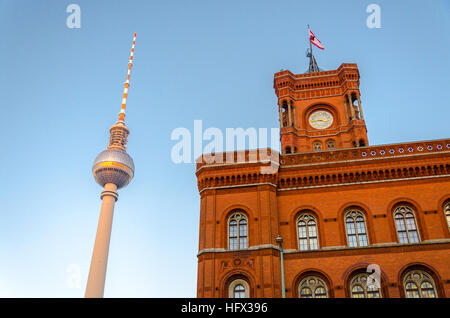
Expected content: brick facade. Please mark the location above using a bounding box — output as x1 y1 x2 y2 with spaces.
195 63 450 298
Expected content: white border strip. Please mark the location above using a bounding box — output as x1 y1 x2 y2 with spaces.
278 174 450 191
197 239 450 257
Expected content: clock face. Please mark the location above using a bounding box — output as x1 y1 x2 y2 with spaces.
309 110 333 129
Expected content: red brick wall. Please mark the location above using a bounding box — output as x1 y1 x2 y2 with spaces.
197 178 450 298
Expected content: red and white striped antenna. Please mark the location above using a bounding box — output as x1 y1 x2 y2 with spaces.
118 32 136 123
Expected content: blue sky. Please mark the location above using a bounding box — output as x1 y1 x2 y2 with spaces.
0 0 449 297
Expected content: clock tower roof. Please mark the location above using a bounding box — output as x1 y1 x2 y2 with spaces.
274 63 360 98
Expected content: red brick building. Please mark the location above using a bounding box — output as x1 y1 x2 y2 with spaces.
195 62 450 298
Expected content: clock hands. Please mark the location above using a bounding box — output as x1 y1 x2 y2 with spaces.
309 111 333 129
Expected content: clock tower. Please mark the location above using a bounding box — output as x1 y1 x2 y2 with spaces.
273 63 368 153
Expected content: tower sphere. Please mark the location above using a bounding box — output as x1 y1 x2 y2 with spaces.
92 149 135 189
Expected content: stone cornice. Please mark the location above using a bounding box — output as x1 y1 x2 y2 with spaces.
197 244 280 257
197 239 450 258
273 63 358 82
273 63 360 100
195 139 450 194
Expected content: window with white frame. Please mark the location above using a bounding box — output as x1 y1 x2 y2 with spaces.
297 213 319 250
345 209 369 247
228 279 250 298
394 205 420 244
228 212 248 250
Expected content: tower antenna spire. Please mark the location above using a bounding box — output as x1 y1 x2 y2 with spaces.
118 32 137 123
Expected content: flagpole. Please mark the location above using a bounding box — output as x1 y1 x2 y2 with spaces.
306 25 321 73
307 24 315 73
308 24 313 61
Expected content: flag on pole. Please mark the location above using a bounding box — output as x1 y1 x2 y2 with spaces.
309 27 325 50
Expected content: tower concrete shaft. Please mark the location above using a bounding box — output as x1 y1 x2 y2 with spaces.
85 183 118 298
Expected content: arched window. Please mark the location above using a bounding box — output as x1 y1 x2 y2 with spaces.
403 270 437 298
285 146 292 154
228 212 248 250
297 214 319 250
345 209 369 247
234 284 245 298
326 140 335 150
349 273 382 298
313 141 322 152
228 279 250 298
394 205 420 243
444 201 450 232
298 276 328 298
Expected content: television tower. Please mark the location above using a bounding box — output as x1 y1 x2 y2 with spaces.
85 33 136 298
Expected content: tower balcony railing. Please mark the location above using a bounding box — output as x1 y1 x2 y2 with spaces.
280 139 450 167
278 139 450 190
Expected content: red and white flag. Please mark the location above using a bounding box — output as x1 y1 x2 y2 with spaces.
309 28 325 50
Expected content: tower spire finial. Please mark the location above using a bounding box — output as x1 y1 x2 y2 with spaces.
118 33 137 123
